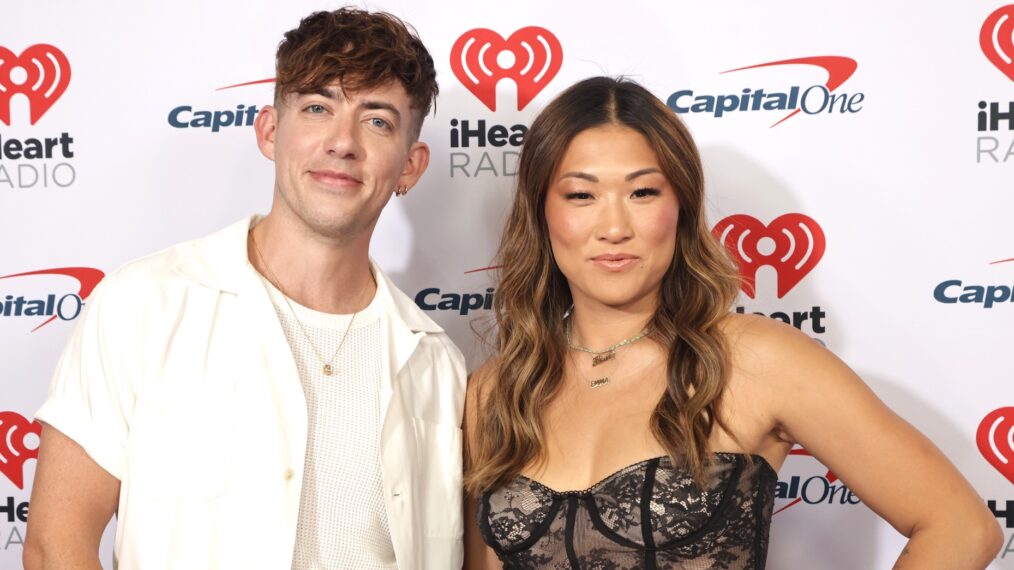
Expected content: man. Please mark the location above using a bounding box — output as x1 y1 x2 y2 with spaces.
24 8 465 569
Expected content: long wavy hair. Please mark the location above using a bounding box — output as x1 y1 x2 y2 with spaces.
465 77 742 494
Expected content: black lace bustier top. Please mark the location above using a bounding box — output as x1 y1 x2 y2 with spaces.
478 453 776 570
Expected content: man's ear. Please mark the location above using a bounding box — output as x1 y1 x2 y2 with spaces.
254 105 278 161
396 141 431 193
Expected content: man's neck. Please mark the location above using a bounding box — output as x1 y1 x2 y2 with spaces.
248 213 377 314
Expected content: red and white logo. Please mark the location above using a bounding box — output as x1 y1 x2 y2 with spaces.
981 5 1014 82
0 267 104 332
773 447 860 514
978 407 1014 485
0 44 71 126
722 56 858 127
450 27 562 112
0 412 41 490
712 213 825 299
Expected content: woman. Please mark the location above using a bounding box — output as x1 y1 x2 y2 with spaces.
462 77 1001 569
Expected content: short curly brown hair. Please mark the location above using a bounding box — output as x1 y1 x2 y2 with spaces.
275 8 438 138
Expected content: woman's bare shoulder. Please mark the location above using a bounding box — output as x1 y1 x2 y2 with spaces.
467 357 498 402
717 311 841 411
719 312 818 371
463 357 499 461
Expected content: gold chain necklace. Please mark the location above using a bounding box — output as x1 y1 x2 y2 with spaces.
567 348 619 389
565 316 652 366
250 232 357 376
564 314 651 388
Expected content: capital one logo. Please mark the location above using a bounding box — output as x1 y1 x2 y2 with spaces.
0 44 71 126
450 27 562 111
0 412 41 490
667 56 861 128
0 267 104 331
981 5 1014 82
978 407 1014 485
713 213 826 298
774 448 860 514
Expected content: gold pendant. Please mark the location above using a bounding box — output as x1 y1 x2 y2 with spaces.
323 364 333 376
591 351 616 366
590 377 610 389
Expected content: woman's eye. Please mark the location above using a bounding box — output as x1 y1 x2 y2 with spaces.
565 192 593 200
632 187 660 198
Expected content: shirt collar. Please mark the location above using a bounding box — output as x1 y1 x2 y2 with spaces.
173 214 444 334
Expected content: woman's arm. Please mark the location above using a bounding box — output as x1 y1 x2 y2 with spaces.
462 361 502 570
739 316 1003 569
463 493 500 570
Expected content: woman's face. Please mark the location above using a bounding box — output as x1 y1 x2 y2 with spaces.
544 124 679 311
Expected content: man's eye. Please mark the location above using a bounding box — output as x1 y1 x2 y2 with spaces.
306 104 326 114
369 117 390 129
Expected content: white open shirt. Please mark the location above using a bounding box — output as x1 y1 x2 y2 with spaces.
36 216 467 569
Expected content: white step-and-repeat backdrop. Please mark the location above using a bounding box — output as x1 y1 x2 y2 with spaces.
3 1 1013 567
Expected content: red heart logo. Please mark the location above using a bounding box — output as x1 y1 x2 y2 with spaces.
0 44 71 126
450 27 563 111
0 412 42 490
977 407 1014 485
980 5 1014 83
712 213 826 299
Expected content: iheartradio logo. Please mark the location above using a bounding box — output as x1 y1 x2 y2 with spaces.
450 27 562 111
0 44 71 126
978 407 1014 485
713 213 826 299
0 412 41 490
981 5 1014 82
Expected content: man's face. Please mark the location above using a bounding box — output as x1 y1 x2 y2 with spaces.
255 80 429 242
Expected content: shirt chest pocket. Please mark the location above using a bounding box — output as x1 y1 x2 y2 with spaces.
128 376 236 500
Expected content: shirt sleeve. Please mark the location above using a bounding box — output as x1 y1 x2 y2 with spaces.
35 276 138 480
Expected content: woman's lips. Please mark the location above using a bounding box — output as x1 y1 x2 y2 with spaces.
590 254 640 271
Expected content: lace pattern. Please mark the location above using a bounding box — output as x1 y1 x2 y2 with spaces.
478 453 776 570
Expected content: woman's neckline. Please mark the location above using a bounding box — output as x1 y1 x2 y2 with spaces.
513 451 776 496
